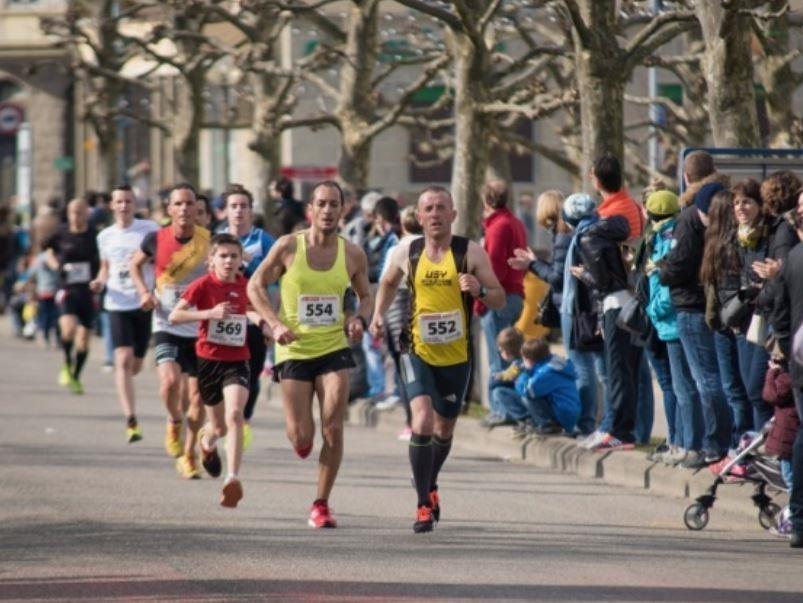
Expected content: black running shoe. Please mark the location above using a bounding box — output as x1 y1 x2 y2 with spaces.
200 439 222 478
413 505 434 533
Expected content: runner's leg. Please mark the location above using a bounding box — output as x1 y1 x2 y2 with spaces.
157 362 183 422
184 376 205 459
313 370 348 501
58 314 77 371
431 414 457 491
72 325 90 381
223 383 248 477
281 379 316 457
409 394 435 508
114 346 136 419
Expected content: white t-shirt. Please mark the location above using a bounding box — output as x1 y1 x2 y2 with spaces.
97 219 159 311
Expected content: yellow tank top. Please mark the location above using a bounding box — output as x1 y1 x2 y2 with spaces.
276 233 350 362
410 247 469 366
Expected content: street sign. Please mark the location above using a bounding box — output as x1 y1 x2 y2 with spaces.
0 103 24 135
53 156 75 172
280 165 338 180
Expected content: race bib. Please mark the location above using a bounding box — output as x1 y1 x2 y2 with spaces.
208 314 246 346
298 294 340 326
419 310 463 344
116 266 133 290
159 284 186 311
65 262 91 285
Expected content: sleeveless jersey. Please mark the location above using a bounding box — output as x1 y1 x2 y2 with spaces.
152 226 210 337
276 233 350 363
408 237 471 366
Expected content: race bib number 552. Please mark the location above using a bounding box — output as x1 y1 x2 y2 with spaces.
419 310 463 344
298 295 340 326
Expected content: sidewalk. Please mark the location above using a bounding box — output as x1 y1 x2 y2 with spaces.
347 399 789 525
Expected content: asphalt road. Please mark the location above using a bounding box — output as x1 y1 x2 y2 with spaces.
1 322 802 602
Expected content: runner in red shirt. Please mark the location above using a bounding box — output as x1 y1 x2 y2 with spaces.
169 233 268 508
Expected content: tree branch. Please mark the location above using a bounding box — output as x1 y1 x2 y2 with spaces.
392 0 464 32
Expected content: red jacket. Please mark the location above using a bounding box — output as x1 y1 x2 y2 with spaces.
598 189 644 240
474 207 527 315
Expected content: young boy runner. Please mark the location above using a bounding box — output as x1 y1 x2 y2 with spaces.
169 233 265 507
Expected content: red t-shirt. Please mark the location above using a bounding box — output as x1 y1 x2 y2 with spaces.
182 272 251 362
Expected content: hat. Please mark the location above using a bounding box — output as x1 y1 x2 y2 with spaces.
562 193 597 224
694 182 724 215
645 190 680 218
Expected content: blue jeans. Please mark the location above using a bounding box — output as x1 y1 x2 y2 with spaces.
677 312 732 457
481 294 524 387
666 340 704 451
713 329 752 447
735 334 773 429
790 389 803 533
36 297 59 344
490 385 529 421
362 332 385 397
527 395 557 428
646 343 676 446
561 312 607 435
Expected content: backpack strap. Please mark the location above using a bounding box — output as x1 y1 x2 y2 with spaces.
450 235 473 360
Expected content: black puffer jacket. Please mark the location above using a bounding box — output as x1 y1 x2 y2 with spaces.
575 216 630 297
755 212 799 315
771 241 803 388
714 231 769 330
658 205 705 312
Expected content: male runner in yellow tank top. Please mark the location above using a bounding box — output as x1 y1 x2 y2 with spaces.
371 185 505 533
248 181 371 528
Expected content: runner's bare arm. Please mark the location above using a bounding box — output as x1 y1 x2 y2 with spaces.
44 248 60 271
463 241 505 310
130 249 157 310
169 298 230 325
89 259 109 293
247 235 297 345
369 241 408 339
345 241 371 343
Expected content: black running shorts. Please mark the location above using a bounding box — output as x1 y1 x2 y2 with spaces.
109 309 152 358
272 347 355 383
401 352 471 419
153 331 197 377
59 286 95 329
197 359 250 406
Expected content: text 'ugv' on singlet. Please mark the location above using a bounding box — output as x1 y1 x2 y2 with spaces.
276 233 350 363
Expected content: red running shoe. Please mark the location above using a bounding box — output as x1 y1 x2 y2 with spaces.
308 500 337 528
414 505 434 534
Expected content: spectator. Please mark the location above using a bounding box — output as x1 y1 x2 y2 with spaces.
516 192 536 246
640 189 703 466
515 338 580 436
360 190 386 399
571 204 639 451
368 197 400 284
476 180 528 404
509 191 607 437
659 157 733 469
482 327 530 432
274 177 306 235
29 248 60 347
763 359 797 502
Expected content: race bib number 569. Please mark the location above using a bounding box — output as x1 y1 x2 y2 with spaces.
298 295 340 326
419 310 463 344
208 314 246 346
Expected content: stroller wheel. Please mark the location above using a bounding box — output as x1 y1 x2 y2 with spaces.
758 503 782 530
683 503 709 531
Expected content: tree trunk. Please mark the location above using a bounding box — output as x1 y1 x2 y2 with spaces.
485 148 511 183
695 2 760 147
173 74 203 185
338 133 371 194
249 74 283 222
451 31 491 239
96 135 117 192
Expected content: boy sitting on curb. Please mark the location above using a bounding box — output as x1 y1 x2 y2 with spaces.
481 327 531 434
515 338 581 436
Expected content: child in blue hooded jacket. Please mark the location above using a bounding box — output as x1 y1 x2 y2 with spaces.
515 338 581 435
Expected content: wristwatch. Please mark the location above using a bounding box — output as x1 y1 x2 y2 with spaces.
477 285 488 299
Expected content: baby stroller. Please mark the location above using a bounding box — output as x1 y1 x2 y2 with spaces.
683 419 788 531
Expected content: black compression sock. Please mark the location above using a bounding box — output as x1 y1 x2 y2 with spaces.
61 339 74 368
73 350 88 379
430 435 453 491
409 433 433 507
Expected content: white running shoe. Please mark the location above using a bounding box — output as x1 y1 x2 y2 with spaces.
579 430 605 450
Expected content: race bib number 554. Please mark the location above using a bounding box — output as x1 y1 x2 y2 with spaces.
298 295 340 326
419 310 463 344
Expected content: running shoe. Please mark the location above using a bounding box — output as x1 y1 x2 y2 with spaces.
67 376 84 395
175 454 201 479
647 441 670 462
58 365 71 386
681 451 708 470
126 425 143 443
243 423 253 452
102 362 114 373
374 395 400 411
164 421 183 458
664 447 688 466
397 426 413 441
220 477 243 508
591 434 635 452
578 430 606 450
199 431 222 478
308 500 337 528
413 505 434 534
429 489 441 524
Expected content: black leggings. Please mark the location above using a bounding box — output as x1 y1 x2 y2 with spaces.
245 324 268 421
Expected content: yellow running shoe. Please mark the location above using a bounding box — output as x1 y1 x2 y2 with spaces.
67 376 84 395
176 454 201 479
164 422 183 458
127 425 143 443
243 423 253 452
58 365 71 386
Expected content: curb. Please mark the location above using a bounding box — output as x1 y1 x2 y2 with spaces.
347 400 789 526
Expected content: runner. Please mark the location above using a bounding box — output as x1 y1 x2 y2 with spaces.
247 180 371 528
130 183 210 479
169 233 262 507
218 184 276 449
370 185 505 533
45 198 100 394
91 184 158 442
